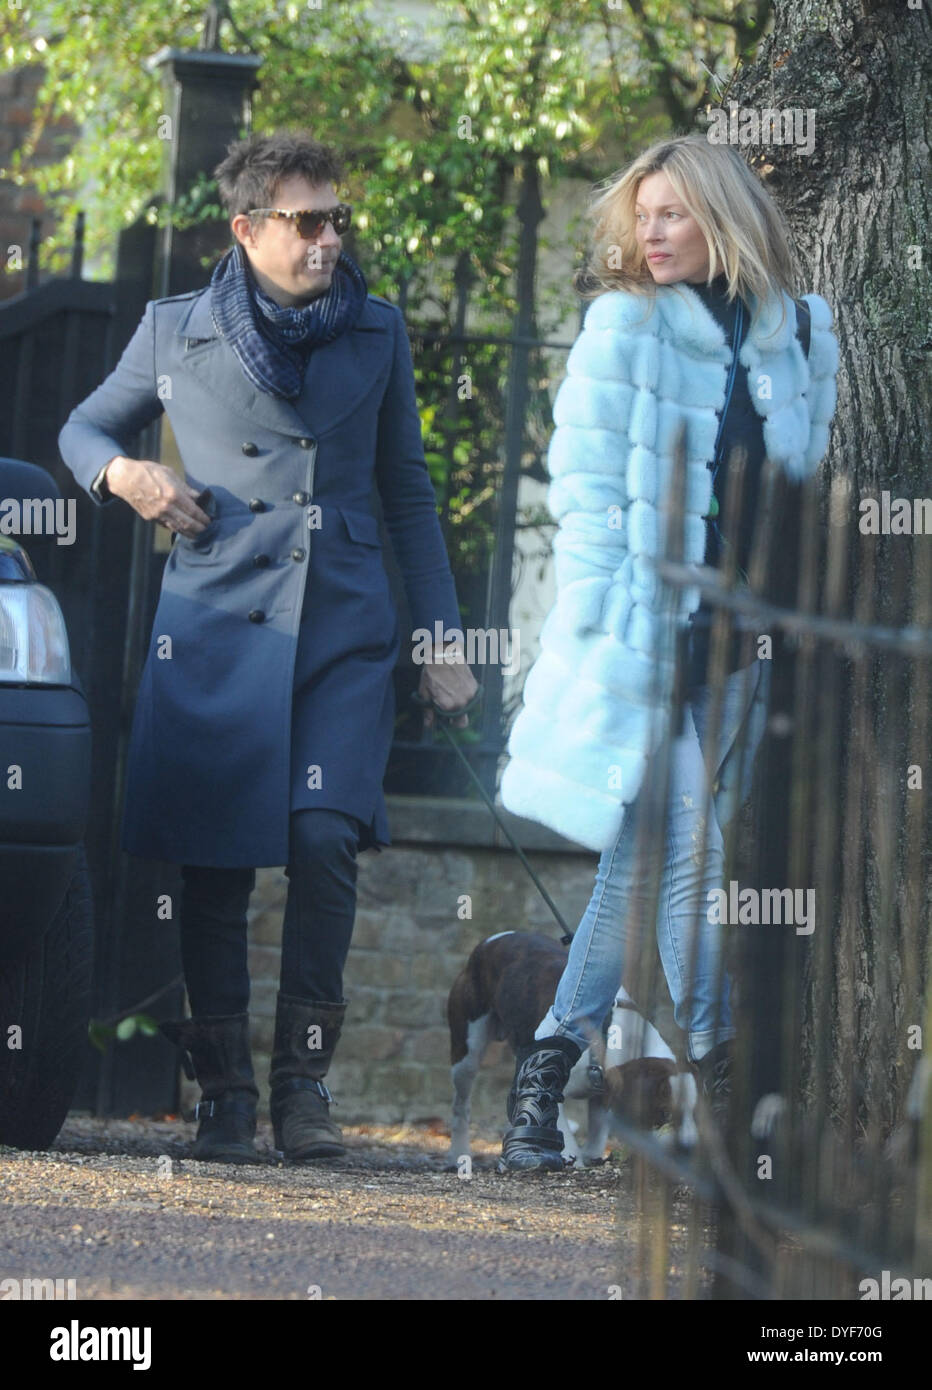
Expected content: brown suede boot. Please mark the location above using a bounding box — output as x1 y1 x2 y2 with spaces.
269 994 347 1160
159 1013 259 1163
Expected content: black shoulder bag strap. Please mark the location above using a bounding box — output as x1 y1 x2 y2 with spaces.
793 296 812 359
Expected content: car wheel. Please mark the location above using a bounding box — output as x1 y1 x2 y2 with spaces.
0 844 94 1150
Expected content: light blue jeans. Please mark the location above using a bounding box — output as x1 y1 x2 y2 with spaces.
535 658 771 1062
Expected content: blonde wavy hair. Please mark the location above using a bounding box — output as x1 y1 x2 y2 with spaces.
574 134 796 317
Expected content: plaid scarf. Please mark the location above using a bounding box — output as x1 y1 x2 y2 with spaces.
209 240 369 399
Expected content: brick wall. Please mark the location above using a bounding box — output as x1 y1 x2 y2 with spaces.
179 797 604 1135
0 65 79 298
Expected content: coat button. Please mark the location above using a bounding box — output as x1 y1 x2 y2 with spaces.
241 442 259 456
299 437 315 449
291 548 306 562
248 609 266 623
292 490 310 505
253 554 270 568
249 498 265 513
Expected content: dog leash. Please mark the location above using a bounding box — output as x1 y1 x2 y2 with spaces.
410 687 574 945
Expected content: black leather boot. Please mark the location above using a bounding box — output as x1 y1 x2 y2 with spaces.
159 1013 259 1163
269 994 347 1160
500 1035 582 1173
696 1040 733 1125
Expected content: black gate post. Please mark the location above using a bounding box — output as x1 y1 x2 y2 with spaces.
145 45 263 297
482 153 544 794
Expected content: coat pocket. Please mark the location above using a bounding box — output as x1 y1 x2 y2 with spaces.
173 524 220 561
337 505 382 548
173 487 221 559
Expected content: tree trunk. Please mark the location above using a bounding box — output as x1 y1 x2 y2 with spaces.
728 0 931 1145
703 5 932 1294
732 0 931 488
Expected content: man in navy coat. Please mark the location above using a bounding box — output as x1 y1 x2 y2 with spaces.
58 131 477 1165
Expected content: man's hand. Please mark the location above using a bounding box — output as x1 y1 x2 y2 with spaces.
105 456 211 536
417 642 479 730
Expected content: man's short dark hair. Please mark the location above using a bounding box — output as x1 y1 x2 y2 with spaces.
214 131 345 218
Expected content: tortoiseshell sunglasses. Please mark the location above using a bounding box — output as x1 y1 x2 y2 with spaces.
245 204 352 238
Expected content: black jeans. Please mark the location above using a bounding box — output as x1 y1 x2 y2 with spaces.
179 808 360 1015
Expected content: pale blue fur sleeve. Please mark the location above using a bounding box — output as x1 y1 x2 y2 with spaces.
800 294 839 470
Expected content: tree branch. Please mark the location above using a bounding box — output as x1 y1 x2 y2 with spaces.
599 5 625 102
623 0 694 127
696 9 746 29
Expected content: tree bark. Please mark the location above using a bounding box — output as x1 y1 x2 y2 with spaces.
728 1 931 1145
732 0 931 489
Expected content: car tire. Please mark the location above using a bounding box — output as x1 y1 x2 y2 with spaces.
0 844 94 1150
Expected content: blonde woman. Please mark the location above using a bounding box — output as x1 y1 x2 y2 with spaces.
498 134 839 1171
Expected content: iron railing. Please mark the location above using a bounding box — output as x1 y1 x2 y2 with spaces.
602 435 930 1298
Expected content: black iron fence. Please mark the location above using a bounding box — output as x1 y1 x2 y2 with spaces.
606 437 931 1298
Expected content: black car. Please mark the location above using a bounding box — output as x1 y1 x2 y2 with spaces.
0 456 93 1149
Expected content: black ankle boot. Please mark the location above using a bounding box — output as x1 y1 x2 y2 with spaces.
696 1040 733 1125
500 1035 582 1173
159 1013 258 1164
269 994 347 1160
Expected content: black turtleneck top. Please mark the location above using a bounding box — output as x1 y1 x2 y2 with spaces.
685 275 810 689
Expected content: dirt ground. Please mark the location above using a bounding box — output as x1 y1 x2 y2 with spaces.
0 1115 706 1301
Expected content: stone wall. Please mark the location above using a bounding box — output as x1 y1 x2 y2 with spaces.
179 796 603 1136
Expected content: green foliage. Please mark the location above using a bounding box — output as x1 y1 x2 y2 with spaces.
1 0 769 586
1 1 770 283
88 1012 160 1052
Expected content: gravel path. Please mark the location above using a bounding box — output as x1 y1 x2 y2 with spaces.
0 1116 705 1300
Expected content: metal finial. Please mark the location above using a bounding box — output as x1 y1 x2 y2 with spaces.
199 1 230 52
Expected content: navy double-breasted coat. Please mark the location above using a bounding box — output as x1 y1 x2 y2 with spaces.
58 284 462 867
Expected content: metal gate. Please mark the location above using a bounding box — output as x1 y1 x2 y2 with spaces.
0 207 188 1116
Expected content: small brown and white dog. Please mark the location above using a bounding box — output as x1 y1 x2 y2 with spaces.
445 931 699 1167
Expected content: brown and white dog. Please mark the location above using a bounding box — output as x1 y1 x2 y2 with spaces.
445 931 699 1167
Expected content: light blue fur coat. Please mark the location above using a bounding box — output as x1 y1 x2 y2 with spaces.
500 282 839 851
